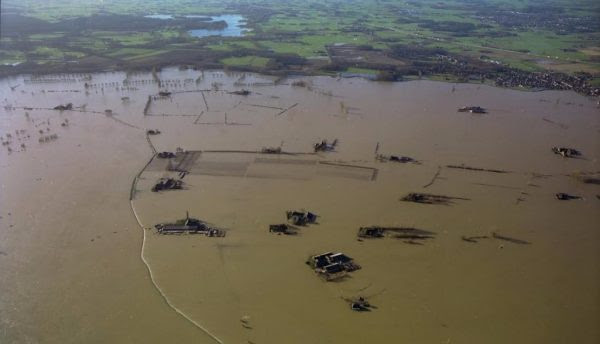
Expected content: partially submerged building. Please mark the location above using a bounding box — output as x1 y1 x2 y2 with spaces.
357 226 385 238
286 210 318 226
552 147 581 158
157 151 176 159
53 103 73 111
358 226 436 243
269 223 297 235
261 147 282 154
307 252 360 281
349 296 373 312
155 212 226 237
152 178 183 192
458 106 487 114
314 139 338 152
376 154 419 164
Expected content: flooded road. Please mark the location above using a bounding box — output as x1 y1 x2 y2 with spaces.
1 69 598 343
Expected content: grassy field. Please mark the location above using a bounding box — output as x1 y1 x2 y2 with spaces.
0 50 25 65
346 67 379 75
0 0 598 81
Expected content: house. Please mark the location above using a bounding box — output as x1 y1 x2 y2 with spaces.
269 223 297 235
286 210 318 226
307 251 360 281
155 212 225 236
358 226 385 238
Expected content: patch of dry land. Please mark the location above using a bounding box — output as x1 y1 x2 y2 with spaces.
1 69 599 343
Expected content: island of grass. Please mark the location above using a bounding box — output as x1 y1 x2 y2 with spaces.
221 56 270 68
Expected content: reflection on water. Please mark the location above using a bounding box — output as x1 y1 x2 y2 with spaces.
187 15 247 38
143 13 248 37
144 14 174 20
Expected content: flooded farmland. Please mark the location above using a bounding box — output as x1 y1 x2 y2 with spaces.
0 69 598 344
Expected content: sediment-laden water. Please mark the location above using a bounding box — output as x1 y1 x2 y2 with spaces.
0 69 598 343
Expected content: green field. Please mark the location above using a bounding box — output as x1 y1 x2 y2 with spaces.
0 0 598 82
346 67 379 75
0 50 25 65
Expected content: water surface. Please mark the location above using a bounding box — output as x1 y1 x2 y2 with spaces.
187 15 247 38
143 13 247 37
0 69 598 343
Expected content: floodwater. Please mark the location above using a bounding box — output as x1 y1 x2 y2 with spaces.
144 14 176 20
0 69 598 343
187 15 247 38
143 14 247 37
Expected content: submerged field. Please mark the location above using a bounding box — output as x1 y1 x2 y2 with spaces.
1 0 599 88
0 69 599 343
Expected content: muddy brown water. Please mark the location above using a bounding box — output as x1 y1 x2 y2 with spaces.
0 69 598 343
